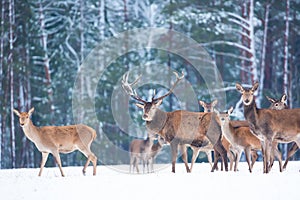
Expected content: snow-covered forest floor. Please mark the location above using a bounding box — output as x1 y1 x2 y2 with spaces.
0 161 299 200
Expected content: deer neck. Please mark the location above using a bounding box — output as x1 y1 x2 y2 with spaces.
146 109 167 135
221 121 235 144
144 136 154 148
22 120 41 143
243 100 259 129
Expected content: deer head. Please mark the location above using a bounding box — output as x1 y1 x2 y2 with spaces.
13 107 35 127
236 82 259 106
122 71 184 121
199 100 218 112
266 94 288 110
216 107 234 126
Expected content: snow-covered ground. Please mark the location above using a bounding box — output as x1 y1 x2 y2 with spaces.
0 161 299 200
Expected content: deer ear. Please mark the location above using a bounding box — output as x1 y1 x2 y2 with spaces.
266 96 275 103
213 108 220 115
235 83 244 93
199 100 205 107
281 94 287 103
135 103 144 109
252 82 259 92
211 99 218 107
28 107 35 116
228 106 234 115
13 109 20 117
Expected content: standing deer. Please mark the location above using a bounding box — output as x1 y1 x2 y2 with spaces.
236 82 300 173
217 107 282 172
214 95 287 172
189 100 235 172
129 135 155 173
266 93 299 170
147 136 166 173
188 100 217 172
122 71 228 173
13 108 97 177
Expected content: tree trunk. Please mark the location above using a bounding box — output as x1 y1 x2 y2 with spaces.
9 0 16 168
39 0 53 122
258 2 270 105
0 0 5 169
282 0 290 160
283 0 290 106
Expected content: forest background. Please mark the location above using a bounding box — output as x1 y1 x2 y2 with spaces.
0 0 299 169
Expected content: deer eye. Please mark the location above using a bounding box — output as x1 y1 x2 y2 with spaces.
275 103 279 107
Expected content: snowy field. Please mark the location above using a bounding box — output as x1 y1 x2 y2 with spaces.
0 161 299 200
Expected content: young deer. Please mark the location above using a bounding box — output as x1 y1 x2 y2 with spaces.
189 100 235 172
129 135 155 173
217 107 282 172
13 108 97 177
188 100 217 172
236 82 300 173
122 71 228 173
147 136 166 173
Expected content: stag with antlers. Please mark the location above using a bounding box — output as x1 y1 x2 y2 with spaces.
122 71 228 173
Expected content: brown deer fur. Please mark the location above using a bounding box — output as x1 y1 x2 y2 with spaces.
13 107 97 177
122 72 228 173
129 136 154 173
236 82 300 173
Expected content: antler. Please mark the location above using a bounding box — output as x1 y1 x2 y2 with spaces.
122 72 146 103
152 71 184 102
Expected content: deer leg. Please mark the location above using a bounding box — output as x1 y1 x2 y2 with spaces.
190 147 200 172
269 142 277 170
250 150 258 170
264 139 273 173
244 147 252 173
260 140 268 173
227 150 235 171
283 142 298 170
206 150 213 169
129 155 134 173
214 140 228 172
179 144 190 173
52 151 65 177
210 150 220 171
135 157 140 173
38 152 49 176
234 149 242 172
79 148 97 176
272 143 282 172
211 150 220 172
170 142 179 173
150 157 154 173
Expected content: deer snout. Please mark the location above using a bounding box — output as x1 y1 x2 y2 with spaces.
20 123 25 127
142 113 152 121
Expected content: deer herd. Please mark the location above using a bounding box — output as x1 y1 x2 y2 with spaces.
12 71 300 176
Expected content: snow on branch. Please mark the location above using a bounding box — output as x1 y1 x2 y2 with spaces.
222 11 250 27
200 41 252 53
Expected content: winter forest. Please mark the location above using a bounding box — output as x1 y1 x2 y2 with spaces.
0 0 300 170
